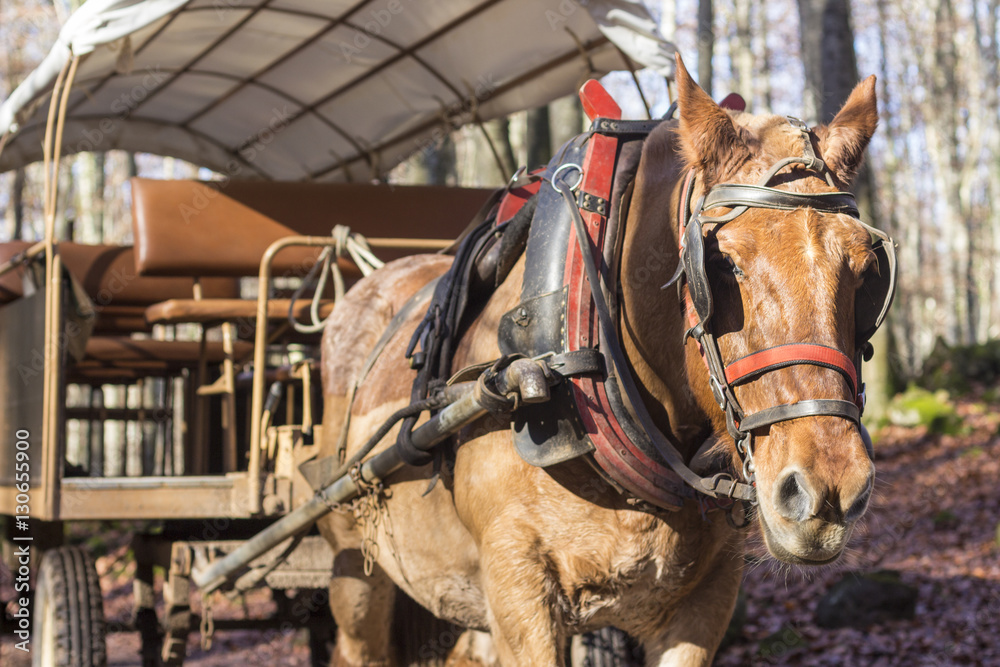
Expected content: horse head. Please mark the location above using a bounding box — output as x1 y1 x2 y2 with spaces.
671 56 885 564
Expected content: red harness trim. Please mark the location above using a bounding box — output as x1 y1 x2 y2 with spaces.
724 343 858 398
496 177 542 226
563 118 690 510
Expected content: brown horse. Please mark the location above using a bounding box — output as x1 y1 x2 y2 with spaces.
316 57 882 666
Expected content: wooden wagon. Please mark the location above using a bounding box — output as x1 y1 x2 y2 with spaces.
0 1 675 663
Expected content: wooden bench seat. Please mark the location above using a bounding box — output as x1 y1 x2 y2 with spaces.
83 337 252 365
1 241 245 372
70 338 253 384
145 298 336 325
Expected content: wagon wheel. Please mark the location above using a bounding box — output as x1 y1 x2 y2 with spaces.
33 546 108 667
571 627 645 667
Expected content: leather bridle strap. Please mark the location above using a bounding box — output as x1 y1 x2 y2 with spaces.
738 399 860 433
703 185 860 218
724 343 859 400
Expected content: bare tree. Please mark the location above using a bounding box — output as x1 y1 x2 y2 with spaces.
525 106 552 168
732 0 753 103
698 0 715 96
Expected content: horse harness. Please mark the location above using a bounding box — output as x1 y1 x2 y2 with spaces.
359 86 896 517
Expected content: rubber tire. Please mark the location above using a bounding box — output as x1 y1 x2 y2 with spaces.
571 627 645 667
32 546 108 667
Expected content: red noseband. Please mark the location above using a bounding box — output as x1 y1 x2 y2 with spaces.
724 343 860 404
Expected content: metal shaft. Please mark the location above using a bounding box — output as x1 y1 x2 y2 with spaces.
191 389 486 593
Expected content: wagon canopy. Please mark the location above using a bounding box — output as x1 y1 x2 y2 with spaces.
0 0 674 181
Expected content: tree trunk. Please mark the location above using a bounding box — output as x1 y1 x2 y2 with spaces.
467 121 514 187
75 152 106 244
756 0 773 110
491 118 517 176
525 106 552 169
549 95 585 154
697 0 714 96
11 167 25 240
796 0 895 415
732 0 753 103
796 0 860 125
411 135 457 186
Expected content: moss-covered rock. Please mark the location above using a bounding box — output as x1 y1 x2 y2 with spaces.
887 385 963 434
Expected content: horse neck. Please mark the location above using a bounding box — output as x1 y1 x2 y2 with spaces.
617 143 715 456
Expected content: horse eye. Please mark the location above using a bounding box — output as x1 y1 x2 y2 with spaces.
722 254 744 278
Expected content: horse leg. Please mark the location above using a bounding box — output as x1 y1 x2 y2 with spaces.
479 540 565 666
319 512 397 667
445 630 498 666
642 551 742 667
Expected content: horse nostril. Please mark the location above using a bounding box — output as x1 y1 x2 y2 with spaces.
774 471 816 522
844 474 875 522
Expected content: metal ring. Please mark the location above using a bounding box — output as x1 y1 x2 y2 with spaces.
550 163 583 194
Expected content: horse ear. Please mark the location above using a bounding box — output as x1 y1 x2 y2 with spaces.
674 53 748 181
817 76 878 186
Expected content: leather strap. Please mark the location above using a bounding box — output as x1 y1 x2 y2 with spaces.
703 184 860 218
725 343 858 398
738 399 860 433
547 349 604 377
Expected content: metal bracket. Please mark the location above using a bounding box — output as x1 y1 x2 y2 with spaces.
577 190 608 216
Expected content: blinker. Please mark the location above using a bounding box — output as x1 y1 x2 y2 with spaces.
682 198 714 324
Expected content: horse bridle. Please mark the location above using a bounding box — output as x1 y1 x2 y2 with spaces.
547 113 895 508
669 117 898 487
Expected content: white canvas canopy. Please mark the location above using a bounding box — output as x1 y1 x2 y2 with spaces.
0 0 675 181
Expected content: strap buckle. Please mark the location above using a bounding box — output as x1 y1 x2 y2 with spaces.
737 435 756 482
709 375 728 411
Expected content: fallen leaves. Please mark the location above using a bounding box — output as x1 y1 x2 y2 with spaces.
715 393 1000 666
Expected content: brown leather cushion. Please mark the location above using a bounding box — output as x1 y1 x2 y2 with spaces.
0 241 240 305
145 298 336 325
130 178 493 277
60 243 239 305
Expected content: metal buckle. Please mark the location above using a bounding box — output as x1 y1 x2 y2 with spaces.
709 375 727 410
736 435 756 481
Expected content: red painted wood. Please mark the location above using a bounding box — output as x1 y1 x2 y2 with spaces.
579 79 622 121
